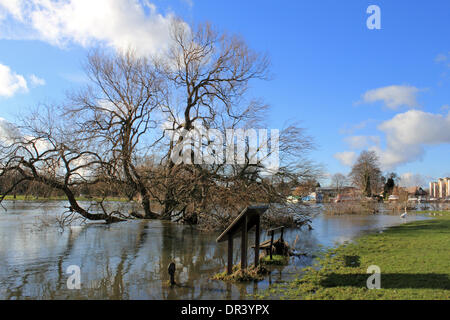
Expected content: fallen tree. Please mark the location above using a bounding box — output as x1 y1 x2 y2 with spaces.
0 107 126 223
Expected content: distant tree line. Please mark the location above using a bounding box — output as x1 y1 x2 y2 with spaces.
329 151 398 199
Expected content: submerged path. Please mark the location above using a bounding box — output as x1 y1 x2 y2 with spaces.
259 211 450 300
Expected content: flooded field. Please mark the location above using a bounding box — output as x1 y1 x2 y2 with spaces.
0 201 429 300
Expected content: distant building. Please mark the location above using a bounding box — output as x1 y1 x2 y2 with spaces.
316 186 357 199
302 192 323 203
388 195 399 201
405 186 427 197
429 182 438 198
429 177 450 199
286 195 299 204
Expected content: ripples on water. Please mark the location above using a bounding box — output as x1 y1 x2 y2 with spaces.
0 201 429 300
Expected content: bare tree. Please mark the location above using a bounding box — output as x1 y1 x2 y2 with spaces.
156 21 270 220
0 20 322 228
331 173 348 194
0 106 124 223
349 150 382 197
156 21 320 224
66 49 166 219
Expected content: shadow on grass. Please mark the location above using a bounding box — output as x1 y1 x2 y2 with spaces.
321 273 450 290
343 255 361 268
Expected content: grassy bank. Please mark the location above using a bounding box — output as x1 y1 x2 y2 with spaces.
260 211 450 300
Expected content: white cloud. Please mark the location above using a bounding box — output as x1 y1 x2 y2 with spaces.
435 52 450 67
360 85 421 109
336 110 450 170
333 151 357 167
397 172 429 188
0 118 48 150
339 119 375 135
373 110 450 170
28 74 45 87
181 0 194 8
59 72 89 84
0 117 20 143
435 53 447 63
0 63 28 97
345 135 380 149
0 0 23 20
0 0 178 56
0 118 92 178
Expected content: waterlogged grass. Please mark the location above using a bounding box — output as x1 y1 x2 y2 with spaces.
259 211 450 300
212 265 270 282
413 210 450 216
260 254 290 266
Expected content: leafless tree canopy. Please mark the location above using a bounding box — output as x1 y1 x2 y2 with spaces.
331 173 348 193
0 21 321 227
349 150 382 197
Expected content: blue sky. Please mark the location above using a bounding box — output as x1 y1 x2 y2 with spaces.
0 0 449 186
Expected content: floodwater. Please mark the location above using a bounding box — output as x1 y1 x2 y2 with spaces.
0 201 429 300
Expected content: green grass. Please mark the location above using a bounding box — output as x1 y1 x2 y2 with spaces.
413 210 449 216
260 211 450 300
260 254 289 266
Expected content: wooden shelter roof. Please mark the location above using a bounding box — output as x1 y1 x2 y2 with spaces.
216 205 268 243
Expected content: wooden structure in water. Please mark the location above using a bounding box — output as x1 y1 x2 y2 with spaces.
255 226 285 260
216 205 269 274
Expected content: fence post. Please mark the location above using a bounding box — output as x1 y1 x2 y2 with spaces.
269 230 274 260
241 215 248 270
227 233 233 274
254 217 260 267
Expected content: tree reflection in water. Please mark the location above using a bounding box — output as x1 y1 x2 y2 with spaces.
0 201 429 299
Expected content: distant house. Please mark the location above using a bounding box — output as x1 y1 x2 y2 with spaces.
334 194 359 202
316 186 358 201
302 192 323 203
405 186 428 197
394 186 428 202
388 195 399 201
286 195 299 204
416 187 428 196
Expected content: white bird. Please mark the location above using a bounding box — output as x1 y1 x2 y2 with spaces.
400 207 407 219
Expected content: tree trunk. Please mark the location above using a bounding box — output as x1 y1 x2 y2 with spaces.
63 187 125 223
141 193 159 219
